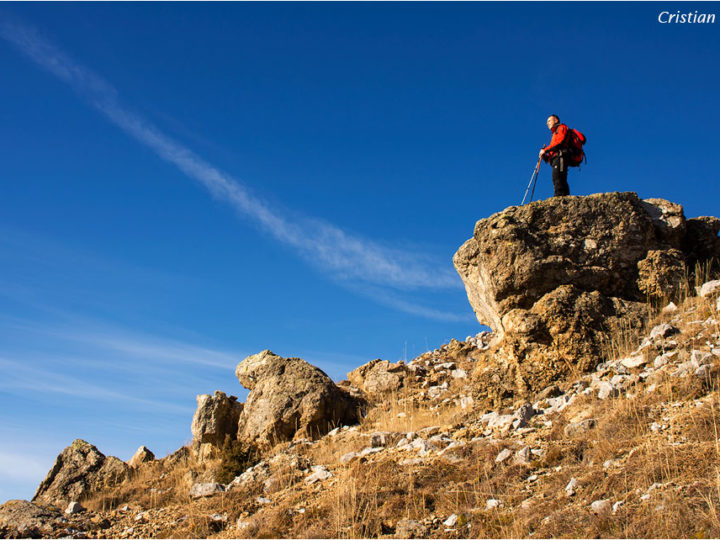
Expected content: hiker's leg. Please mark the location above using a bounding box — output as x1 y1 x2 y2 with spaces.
551 155 570 196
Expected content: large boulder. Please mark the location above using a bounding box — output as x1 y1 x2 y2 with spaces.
453 192 719 396
191 391 243 446
235 350 364 448
32 439 129 507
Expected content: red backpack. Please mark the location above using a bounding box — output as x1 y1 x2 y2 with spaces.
565 128 587 167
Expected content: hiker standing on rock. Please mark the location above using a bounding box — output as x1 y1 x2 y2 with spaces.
539 115 586 197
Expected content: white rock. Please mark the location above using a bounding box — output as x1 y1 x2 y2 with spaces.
662 302 678 313
190 482 225 498
716 296 720 312
459 396 474 409
485 498 501 510
654 355 669 368
591 499 611 514
514 446 532 464
327 427 340 436
257 496 272 504
65 502 85 514
399 457 424 466
597 381 620 400
359 446 384 457
612 500 625 513
340 452 359 463
695 365 712 378
691 350 712 367
650 323 679 340
451 369 468 379
443 514 458 527
305 465 333 484
565 478 579 496
620 355 647 369
495 448 513 464
699 280 720 298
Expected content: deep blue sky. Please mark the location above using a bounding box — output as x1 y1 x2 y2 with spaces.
1 2 719 501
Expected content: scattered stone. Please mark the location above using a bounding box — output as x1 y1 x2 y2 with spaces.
340 452 359 464
650 323 680 341
620 355 648 369
565 478 579 496
485 499 501 510
514 446 532 465
495 448 513 464
564 418 597 437
597 381 620 400
256 497 271 504
662 302 678 313
395 518 427 538
591 499 611 514
443 514 458 527
305 465 332 485
699 280 720 298
612 501 625 514
189 483 225 498
451 369 468 379
64 502 84 514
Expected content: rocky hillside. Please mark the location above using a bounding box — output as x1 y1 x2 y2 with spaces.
2 192 720 539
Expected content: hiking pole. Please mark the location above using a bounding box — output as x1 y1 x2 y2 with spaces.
521 157 543 205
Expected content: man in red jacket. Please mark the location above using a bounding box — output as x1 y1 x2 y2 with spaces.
539 115 570 196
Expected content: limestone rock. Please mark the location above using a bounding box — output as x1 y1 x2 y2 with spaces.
454 192 719 397
32 439 129 507
64 501 84 514
637 249 686 299
128 446 155 468
0 500 61 538
347 359 407 395
191 391 243 447
235 350 364 447
189 482 225 499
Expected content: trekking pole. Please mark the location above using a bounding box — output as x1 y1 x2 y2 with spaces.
521 157 543 205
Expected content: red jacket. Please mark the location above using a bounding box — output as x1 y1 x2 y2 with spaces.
543 123 568 161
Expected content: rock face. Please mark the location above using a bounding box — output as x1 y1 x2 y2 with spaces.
191 391 243 446
453 192 720 394
235 350 363 448
32 440 129 507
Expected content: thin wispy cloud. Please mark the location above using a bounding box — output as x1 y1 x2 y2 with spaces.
0 19 464 321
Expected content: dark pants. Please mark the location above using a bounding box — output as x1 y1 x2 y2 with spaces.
550 152 570 196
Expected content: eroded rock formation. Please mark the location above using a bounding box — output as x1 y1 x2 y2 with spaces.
32 440 129 507
234 350 364 447
191 391 243 447
453 192 720 395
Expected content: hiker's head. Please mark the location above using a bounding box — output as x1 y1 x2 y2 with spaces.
546 115 560 130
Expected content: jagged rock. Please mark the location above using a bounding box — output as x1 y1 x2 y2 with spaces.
454 193 719 397
495 448 513 464
0 500 62 538
191 391 243 447
128 446 155 468
305 465 332 485
650 323 680 341
32 439 129 507
565 477 579 496
64 502 84 514
235 350 364 447
347 359 407 395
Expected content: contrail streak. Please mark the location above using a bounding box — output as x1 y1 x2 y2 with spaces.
0 18 466 319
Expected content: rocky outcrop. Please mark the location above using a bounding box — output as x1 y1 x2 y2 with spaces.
32 440 129 507
191 391 243 447
347 359 407 395
127 446 155 468
235 350 364 448
453 192 720 395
